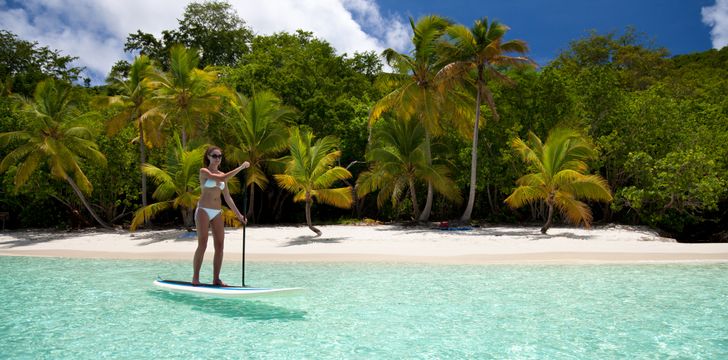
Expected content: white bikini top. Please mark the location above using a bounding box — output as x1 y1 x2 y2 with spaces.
203 178 225 190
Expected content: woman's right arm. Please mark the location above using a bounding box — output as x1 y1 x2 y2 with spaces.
225 161 250 179
200 162 250 181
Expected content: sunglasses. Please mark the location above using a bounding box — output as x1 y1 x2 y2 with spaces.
209 154 223 159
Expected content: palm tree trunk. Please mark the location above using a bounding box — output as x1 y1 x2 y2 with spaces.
64 176 111 229
305 192 321 236
461 79 483 222
541 201 555 234
418 131 434 222
183 207 194 231
139 124 149 226
409 178 420 220
486 183 496 213
181 129 187 150
247 185 255 222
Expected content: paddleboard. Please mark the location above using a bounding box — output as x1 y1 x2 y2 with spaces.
153 279 302 298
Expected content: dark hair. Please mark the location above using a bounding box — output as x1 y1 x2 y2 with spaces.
203 146 222 167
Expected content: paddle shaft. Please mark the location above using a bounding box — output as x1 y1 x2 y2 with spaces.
242 185 248 287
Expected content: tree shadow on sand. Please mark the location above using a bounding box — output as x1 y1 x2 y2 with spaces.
0 229 121 248
131 230 201 246
147 290 307 321
282 236 346 247
370 224 597 240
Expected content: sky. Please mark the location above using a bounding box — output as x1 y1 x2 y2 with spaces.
1 0 727 85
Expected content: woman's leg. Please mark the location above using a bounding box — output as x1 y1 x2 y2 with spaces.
211 214 226 285
192 208 209 285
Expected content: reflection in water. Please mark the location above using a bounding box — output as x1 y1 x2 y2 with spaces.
147 290 307 321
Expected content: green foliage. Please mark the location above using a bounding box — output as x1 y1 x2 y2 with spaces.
615 149 727 233
173 0 253 67
551 27 669 90
370 15 455 135
146 45 230 148
274 128 352 235
437 17 535 221
123 0 252 69
86 122 143 223
505 128 613 233
222 30 380 141
358 119 461 219
223 90 293 220
0 79 109 227
130 138 202 230
0 30 84 96
549 32 728 237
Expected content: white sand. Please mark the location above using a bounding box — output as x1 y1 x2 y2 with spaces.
1 224 727 264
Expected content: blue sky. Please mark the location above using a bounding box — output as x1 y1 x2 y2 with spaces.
1 0 726 84
376 0 719 65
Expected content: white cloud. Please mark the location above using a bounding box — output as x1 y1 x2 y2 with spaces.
702 0 728 49
341 0 411 51
0 0 410 84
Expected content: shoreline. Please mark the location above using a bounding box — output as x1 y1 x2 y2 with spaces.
2 224 728 265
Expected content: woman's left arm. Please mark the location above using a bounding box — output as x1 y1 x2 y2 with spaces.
223 186 246 225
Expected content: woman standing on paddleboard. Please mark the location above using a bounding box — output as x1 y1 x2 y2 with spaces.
193 146 249 286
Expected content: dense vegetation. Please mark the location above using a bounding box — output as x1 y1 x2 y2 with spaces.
1 2 726 241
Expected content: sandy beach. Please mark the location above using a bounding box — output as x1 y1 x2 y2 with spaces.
1 224 728 264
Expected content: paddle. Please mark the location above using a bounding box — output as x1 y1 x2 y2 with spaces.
242 185 247 287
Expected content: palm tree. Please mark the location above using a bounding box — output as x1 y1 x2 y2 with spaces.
504 128 613 234
438 17 534 223
146 45 229 149
129 137 240 231
370 15 470 222
274 128 353 236
105 55 163 211
0 79 110 228
224 90 293 222
357 119 461 219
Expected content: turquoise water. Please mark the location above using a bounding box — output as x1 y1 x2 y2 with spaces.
1 257 727 359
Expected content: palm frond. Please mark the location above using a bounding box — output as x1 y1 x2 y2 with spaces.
552 169 587 187
173 192 199 210
313 187 353 209
515 173 546 187
569 175 613 202
504 185 546 209
274 174 302 193
141 163 174 186
292 190 307 203
130 201 173 231
0 131 31 147
554 191 593 227
13 150 42 187
313 167 352 189
152 182 178 201
221 207 242 227
355 170 380 198
0 142 35 173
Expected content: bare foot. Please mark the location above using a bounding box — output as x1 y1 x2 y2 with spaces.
213 279 228 287
192 278 201 286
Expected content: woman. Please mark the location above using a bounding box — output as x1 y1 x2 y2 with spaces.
193 145 249 286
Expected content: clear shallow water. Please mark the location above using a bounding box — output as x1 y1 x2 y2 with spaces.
1 257 727 359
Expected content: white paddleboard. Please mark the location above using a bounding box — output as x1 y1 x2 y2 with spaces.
153 279 302 298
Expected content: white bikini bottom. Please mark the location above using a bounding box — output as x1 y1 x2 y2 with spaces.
196 206 221 221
